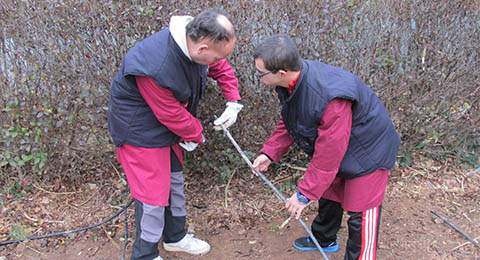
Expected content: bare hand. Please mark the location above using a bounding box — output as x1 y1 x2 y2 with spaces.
252 154 271 175
285 192 308 220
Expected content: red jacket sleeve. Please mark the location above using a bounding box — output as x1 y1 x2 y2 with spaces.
260 118 295 162
297 99 353 200
135 76 203 143
208 59 241 101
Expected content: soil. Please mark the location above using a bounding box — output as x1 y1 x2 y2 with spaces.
1 157 479 260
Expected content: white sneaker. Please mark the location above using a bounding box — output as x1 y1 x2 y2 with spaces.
163 234 211 255
152 257 163 260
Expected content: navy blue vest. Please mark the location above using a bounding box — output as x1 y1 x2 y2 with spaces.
108 29 208 147
277 60 400 178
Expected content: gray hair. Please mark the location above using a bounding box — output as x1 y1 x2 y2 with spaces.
186 9 235 43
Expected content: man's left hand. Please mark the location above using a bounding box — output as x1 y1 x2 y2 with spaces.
286 192 308 220
214 101 243 130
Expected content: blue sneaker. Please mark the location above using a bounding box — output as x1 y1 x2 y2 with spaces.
293 237 339 253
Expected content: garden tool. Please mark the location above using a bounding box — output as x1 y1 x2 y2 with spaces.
217 120 329 260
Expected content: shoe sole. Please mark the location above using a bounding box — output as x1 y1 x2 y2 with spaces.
163 244 211 255
293 242 339 253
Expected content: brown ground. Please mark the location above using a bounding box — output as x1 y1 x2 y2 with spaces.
1 157 479 260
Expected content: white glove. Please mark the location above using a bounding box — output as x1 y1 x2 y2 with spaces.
179 134 205 152
214 101 243 131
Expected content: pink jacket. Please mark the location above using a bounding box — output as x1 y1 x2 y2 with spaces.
260 99 353 200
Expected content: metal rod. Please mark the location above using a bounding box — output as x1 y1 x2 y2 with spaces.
431 210 480 249
219 122 329 260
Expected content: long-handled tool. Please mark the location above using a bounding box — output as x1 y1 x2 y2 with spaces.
218 122 329 260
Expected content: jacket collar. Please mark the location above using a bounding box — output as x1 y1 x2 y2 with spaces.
169 15 193 61
282 60 308 102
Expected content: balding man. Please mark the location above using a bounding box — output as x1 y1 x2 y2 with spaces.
108 9 242 260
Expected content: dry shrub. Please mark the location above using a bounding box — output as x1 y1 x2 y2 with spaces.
0 0 478 183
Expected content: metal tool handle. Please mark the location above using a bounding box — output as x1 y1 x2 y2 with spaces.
218 121 329 260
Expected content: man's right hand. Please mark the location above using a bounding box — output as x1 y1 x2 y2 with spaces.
179 134 205 152
252 154 271 174
179 141 200 151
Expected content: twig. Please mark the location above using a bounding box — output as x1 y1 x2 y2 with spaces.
109 205 124 210
26 245 47 256
463 213 472 223
284 163 307 172
38 204 65 223
244 202 266 220
32 183 81 195
97 217 120 250
109 160 127 185
43 219 65 224
88 246 100 258
279 216 291 229
23 212 39 222
71 192 98 207
224 167 239 208
421 45 427 71
66 202 90 213
272 164 305 185
278 201 314 229
272 173 302 185
450 236 480 251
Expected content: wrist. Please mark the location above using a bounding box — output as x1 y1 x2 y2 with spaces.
297 191 310 205
260 153 273 162
226 101 243 111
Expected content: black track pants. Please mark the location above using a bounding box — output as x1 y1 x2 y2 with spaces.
311 198 382 260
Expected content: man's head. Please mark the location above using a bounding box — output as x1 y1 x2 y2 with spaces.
186 9 236 65
253 34 302 86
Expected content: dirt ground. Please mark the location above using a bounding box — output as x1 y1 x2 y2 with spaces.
1 157 479 260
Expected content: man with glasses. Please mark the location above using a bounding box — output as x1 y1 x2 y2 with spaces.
252 34 400 259
108 9 242 260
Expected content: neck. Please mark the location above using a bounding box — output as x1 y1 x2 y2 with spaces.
278 71 300 88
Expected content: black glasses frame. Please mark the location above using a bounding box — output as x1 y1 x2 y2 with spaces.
256 69 277 79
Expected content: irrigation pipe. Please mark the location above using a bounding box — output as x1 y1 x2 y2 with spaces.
466 167 480 176
218 122 329 260
0 199 135 260
431 210 480 249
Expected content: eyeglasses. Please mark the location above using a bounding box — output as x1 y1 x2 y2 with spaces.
256 68 277 79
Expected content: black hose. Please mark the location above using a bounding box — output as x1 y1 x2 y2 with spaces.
0 199 135 259
122 200 130 260
431 210 480 249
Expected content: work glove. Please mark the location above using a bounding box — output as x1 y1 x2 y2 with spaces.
179 134 205 152
214 101 243 131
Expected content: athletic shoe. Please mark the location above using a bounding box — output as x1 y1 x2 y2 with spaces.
293 236 339 253
152 256 163 260
163 234 211 255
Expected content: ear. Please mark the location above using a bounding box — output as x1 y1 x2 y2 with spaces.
278 69 288 76
196 43 209 55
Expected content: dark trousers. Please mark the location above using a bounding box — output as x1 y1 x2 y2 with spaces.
131 149 186 260
312 198 382 260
